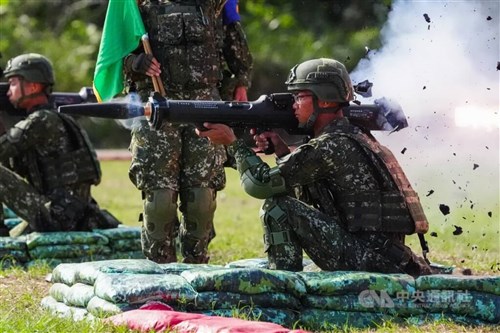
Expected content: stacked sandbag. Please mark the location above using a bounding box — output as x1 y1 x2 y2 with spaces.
25 231 112 267
94 226 144 260
2 205 22 231
42 259 200 319
180 267 307 327
0 236 29 268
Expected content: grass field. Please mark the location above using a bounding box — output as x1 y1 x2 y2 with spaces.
0 159 498 333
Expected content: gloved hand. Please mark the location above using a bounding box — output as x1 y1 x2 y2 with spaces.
124 53 155 75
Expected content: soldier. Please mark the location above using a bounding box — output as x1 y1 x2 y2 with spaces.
0 53 119 237
123 0 253 263
198 58 433 276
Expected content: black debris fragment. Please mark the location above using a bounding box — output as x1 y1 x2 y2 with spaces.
430 231 438 237
401 147 407 154
487 16 492 21
453 225 464 236
426 190 434 197
439 204 450 215
473 163 479 170
422 86 426 90
488 211 492 217
423 13 431 23
497 61 500 71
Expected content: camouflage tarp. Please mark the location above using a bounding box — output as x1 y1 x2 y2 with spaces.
181 268 307 297
49 283 71 302
64 283 95 308
26 231 109 249
94 272 198 305
188 291 302 311
94 227 141 240
299 308 391 330
416 274 500 296
297 271 416 296
159 262 224 275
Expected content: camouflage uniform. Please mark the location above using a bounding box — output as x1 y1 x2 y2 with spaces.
0 106 118 234
124 0 253 263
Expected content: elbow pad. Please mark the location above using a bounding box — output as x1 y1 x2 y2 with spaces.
241 166 286 199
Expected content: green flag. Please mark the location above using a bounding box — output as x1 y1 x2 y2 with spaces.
93 0 146 102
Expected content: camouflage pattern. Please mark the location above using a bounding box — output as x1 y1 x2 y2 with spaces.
49 283 71 303
63 282 95 307
416 274 500 295
25 231 109 249
0 235 27 251
94 226 141 240
28 244 112 259
188 291 302 310
197 308 299 328
109 238 142 252
299 309 392 330
41 296 94 322
297 271 416 296
93 272 197 304
86 295 138 318
227 117 432 276
180 267 307 297
159 262 224 275
126 0 252 264
0 106 116 234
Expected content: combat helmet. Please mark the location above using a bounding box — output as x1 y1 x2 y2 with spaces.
4 53 55 86
285 58 353 103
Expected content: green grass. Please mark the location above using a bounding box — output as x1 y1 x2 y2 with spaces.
0 159 498 333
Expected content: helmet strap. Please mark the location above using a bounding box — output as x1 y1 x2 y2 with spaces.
299 98 343 130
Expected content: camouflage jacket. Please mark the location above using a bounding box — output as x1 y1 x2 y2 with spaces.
0 105 101 198
125 0 253 98
228 117 424 234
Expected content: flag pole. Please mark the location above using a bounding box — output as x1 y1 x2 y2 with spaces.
141 34 166 96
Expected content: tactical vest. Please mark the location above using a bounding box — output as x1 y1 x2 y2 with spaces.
300 124 429 235
32 114 101 193
139 0 224 92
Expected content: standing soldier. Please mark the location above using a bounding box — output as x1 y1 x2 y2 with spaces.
198 58 433 277
0 53 119 236
123 0 253 263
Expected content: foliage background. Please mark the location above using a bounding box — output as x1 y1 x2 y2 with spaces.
0 0 391 148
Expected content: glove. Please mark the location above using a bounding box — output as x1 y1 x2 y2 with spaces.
125 53 154 75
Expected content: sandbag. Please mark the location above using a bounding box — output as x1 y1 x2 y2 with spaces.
64 283 95 307
416 274 500 296
76 259 164 285
86 296 139 317
160 262 224 275
41 296 93 322
4 217 22 229
94 227 141 240
109 238 141 252
198 308 299 328
29 244 112 259
0 236 27 251
26 231 109 249
181 268 307 297
299 308 391 330
189 291 302 311
51 263 83 285
49 283 71 303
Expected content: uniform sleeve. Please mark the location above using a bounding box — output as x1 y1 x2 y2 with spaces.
222 2 253 88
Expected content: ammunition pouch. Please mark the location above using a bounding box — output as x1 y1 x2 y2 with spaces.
338 191 415 234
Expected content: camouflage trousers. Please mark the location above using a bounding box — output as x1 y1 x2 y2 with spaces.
128 88 227 263
260 195 432 276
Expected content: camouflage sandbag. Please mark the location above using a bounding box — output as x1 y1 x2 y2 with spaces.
49 283 71 302
159 262 224 275
64 283 95 307
108 250 145 260
225 258 270 269
26 254 122 269
4 218 22 229
86 296 139 318
188 291 302 311
29 244 112 259
0 236 27 251
302 293 426 316
41 296 94 322
94 272 198 305
51 263 83 285
297 271 416 296
0 249 30 263
2 206 17 219
416 274 500 296
109 238 141 252
26 231 109 249
299 308 391 330
199 307 299 328
181 268 307 298
416 290 500 323
76 259 164 285
94 227 141 240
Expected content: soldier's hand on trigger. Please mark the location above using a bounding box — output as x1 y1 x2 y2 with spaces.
251 130 290 157
131 53 161 77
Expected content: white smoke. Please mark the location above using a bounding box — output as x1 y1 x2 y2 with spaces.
350 1 499 240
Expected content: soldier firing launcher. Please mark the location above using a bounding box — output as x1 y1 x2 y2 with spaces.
58 92 409 135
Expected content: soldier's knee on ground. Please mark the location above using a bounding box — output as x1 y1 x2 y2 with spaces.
179 187 216 263
260 198 303 271
141 189 179 263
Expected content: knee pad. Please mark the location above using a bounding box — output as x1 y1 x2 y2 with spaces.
179 187 216 260
143 189 178 240
260 198 303 271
